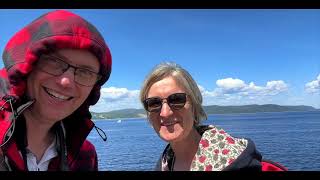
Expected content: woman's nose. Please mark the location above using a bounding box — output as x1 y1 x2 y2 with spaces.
159 102 173 117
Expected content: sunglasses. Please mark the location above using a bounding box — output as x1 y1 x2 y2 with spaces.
143 93 187 113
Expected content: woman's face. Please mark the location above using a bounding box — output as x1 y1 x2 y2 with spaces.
146 76 195 143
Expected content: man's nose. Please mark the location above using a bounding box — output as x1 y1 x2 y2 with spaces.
57 67 75 87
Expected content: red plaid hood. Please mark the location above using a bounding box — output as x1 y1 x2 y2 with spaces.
0 10 111 166
2 10 111 105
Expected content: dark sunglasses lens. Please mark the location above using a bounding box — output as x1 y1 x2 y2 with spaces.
168 93 186 110
145 98 162 112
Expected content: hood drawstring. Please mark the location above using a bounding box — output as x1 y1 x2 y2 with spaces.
56 122 70 171
0 96 18 149
0 96 17 115
0 96 35 148
94 125 107 141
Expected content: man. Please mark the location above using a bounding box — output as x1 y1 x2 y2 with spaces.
0 10 111 171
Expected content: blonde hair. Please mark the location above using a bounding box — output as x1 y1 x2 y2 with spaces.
139 62 207 126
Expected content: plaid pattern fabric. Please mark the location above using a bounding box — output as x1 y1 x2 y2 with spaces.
1 131 98 171
0 69 9 98
47 140 98 171
0 10 111 171
2 10 112 105
0 117 98 171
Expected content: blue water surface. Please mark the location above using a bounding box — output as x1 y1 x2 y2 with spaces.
88 111 320 171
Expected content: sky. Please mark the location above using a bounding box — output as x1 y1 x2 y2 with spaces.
0 9 319 112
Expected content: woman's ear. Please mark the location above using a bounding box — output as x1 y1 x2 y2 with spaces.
192 105 199 126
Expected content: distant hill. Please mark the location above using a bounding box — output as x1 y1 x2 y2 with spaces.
91 104 318 120
91 108 146 119
203 104 317 114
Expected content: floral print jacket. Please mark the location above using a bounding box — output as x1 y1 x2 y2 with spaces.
155 125 263 171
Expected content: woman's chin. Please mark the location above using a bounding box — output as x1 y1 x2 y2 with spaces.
159 131 181 143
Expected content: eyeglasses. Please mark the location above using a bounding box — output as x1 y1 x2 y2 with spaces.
143 93 187 113
36 54 101 86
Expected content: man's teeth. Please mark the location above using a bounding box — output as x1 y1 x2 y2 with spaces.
46 88 70 100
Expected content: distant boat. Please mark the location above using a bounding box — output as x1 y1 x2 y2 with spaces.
117 119 122 123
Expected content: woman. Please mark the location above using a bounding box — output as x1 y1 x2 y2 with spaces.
139 62 286 171
0 10 112 171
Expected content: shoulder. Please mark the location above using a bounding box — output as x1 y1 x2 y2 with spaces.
198 125 248 148
79 140 97 155
192 125 250 171
0 116 11 143
75 140 97 163
261 159 288 171
69 140 98 171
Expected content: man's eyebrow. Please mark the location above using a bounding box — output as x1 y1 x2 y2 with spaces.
76 64 97 71
52 53 98 71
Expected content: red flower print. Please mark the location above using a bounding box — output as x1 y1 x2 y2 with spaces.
199 156 206 163
226 137 235 144
214 149 219 154
211 130 217 134
200 139 209 148
219 130 225 134
222 149 230 155
228 158 235 164
205 165 212 171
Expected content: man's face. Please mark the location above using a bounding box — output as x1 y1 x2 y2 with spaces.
25 49 100 124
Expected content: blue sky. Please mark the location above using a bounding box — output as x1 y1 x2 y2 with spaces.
0 9 319 112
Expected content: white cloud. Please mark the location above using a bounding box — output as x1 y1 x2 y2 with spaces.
216 78 246 93
214 78 288 96
201 78 288 106
305 74 320 94
100 87 139 100
198 84 219 97
262 80 288 96
90 78 292 112
197 85 205 94
90 87 141 112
